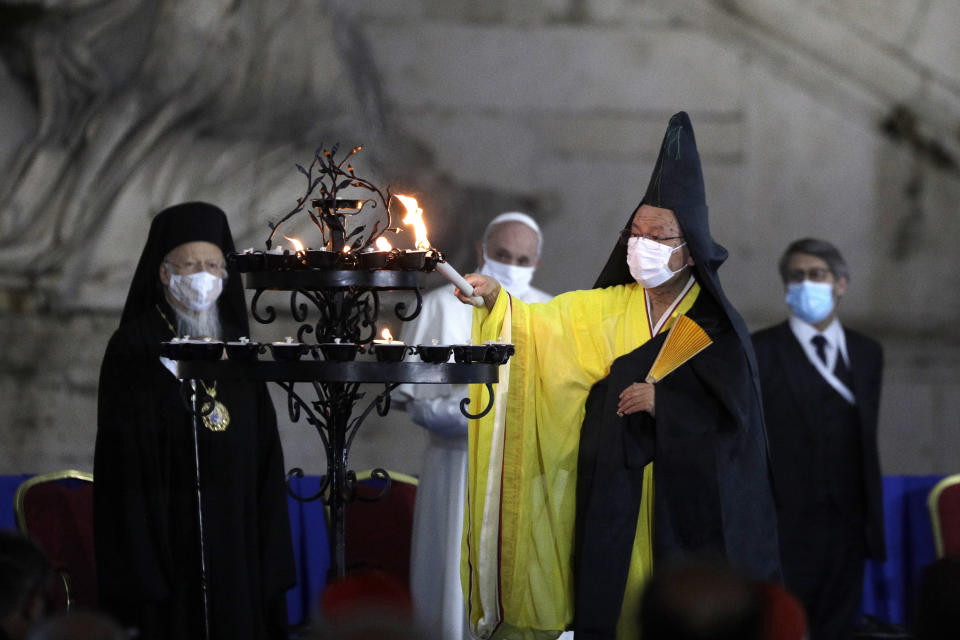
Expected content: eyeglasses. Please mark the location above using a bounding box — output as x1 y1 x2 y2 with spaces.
618 229 684 247
785 267 832 283
165 260 227 277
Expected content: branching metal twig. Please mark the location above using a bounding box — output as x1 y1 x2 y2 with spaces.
264 144 396 251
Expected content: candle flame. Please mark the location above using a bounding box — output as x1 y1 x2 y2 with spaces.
342 245 351 253
381 328 394 342
283 235 305 254
375 236 393 251
395 194 431 249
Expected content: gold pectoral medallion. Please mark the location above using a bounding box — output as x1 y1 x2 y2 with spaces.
157 306 231 432
201 383 231 432
203 400 231 432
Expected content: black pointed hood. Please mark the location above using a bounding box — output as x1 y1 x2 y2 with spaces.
119 202 248 337
594 111 728 290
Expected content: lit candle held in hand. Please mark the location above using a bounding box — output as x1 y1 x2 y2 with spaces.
436 261 484 307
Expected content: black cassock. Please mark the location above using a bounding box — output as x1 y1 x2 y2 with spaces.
94 302 295 640
574 291 781 639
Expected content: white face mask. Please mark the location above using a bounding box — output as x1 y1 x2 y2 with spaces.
626 236 687 288
167 270 223 311
479 251 536 299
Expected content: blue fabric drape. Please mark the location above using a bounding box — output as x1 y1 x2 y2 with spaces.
861 474 941 625
284 474 330 624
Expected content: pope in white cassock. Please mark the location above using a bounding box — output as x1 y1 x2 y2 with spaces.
398 212 554 640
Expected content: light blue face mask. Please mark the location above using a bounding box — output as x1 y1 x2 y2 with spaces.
785 281 834 324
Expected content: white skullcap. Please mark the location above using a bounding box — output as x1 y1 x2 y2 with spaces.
483 211 543 256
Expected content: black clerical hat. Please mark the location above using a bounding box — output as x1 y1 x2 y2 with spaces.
594 111 726 289
119 202 248 336
642 111 707 218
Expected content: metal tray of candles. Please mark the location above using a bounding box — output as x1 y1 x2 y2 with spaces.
411 342 516 365
369 341 411 362
225 338 262 362
269 339 310 361
452 342 516 365
229 245 440 289
160 338 224 361
242 267 424 291
176 359 501 384
317 341 361 362
416 344 453 364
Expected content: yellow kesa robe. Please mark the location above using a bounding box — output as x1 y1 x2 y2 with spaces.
462 280 700 640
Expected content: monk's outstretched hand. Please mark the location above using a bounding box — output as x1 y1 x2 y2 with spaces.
617 382 655 417
457 274 500 310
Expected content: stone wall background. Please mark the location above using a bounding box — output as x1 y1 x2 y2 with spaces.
1 0 959 478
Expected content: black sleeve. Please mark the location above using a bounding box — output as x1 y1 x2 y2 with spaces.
94 330 171 612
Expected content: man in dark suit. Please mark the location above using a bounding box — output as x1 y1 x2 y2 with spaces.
753 238 885 640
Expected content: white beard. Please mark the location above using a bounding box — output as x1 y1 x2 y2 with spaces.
174 305 222 340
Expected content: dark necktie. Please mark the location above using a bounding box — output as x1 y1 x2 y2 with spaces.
833 351 854 389
812 334 855 391
811 335 828 365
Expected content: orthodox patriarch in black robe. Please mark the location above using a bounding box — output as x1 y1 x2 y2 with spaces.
94 203 295 640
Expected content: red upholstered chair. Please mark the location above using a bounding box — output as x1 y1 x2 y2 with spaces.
928 473 960 558
344 469 418 587
13 470 97 612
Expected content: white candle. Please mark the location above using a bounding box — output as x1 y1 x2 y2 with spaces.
436 261 484 307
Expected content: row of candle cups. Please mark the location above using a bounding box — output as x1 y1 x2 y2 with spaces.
228 247 441 273
159 337 515 365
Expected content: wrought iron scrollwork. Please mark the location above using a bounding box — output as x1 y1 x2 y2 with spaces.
277 381 332 453
343 470 357 502
460 382 496 419
275 380 338 503
376 384 392 416
290 290 310 322
394 287 423 322
354 468 393 503
296 324 315 343
357 290 380 345
350 289 378 344
345 383 398 456
342 468 395 503
250 288 276 324
285 467 330 503
283 288 382 344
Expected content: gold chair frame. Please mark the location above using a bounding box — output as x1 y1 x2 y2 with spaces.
12 469 95 611
927 473 960 558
